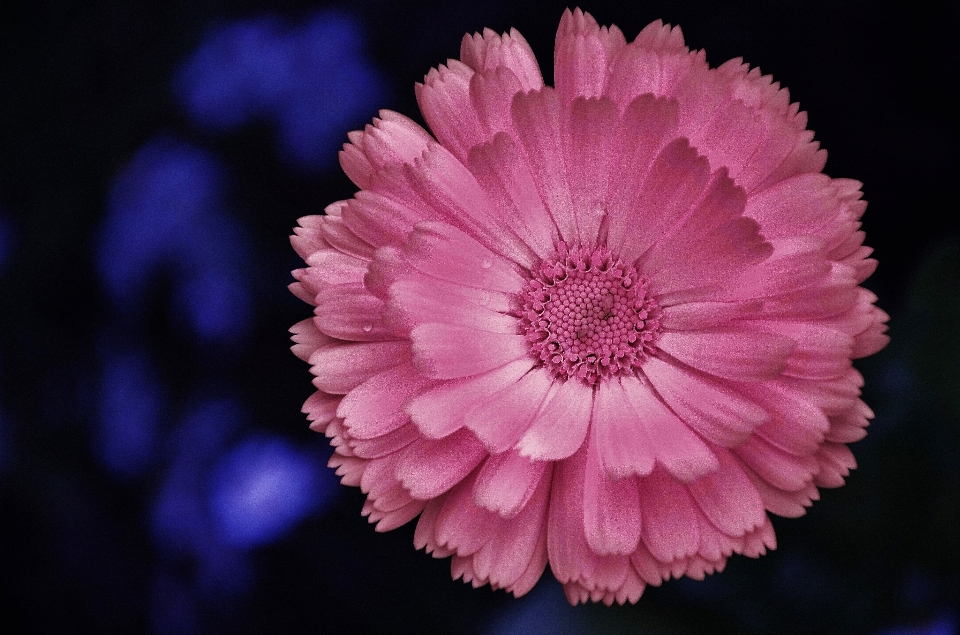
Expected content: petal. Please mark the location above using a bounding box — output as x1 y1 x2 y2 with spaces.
655 328 795 382
473 450 548 518
302 390 340 434
518 378 593 461
590 379 655 478
466 132 558 259
619 375 719 482
637 468 700 562
400 221 525 294
337 362 435 439
554 8 626 101
309 340 410 394
395 428 487 499
460 27 544 91
314 283 393 341
290 317 335 362
547 445 596 584
660 300 763 331
405 358 535 439
511 88 577 244
387 276 516 335
641 356 768 447
583 437 642 555
564 96 620 245
464 367 554 452
435 472 503 556
686 449 766 537
414 60 482 162
411 323 528 380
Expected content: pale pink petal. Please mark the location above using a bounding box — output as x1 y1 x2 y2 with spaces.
511 88 578 243
686 449 766 537
734 434 819 492
405 358 535 439
813 442 857 488
336 362 435 439
473 450 548 518
554 8 626 101
416 60 483 162
309 340 410 394
314 283 393 341
349 421 421 459
411 323 528 380
290 318 335 362
740 381 831 455
301 390 340 434
660 300 763 331
340 110 434 188
641 356 768 447
469 66 523 139
583 438 642 555
395 428 487 499
435 472 503 556
460 27 544 91
590 380 655 479
467 132 559 259
563 96 619 245
318 203 375 260
464 368 553 452
547 446 596 584
637 468 700 562
619 375 719 482
656 328 794 382
340 192 426 249
387 276 516 335
518 379 593 461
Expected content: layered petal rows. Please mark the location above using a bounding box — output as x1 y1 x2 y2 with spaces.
291 9 888 604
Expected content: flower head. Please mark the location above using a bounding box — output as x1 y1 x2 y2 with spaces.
290 8 889 604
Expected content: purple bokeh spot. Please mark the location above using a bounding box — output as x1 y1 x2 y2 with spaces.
208 433 335 548
95 348 164 479
174 9 385 171
97 136 252 342
878 611 958 635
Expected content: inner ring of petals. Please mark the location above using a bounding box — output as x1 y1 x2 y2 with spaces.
518 244 661 385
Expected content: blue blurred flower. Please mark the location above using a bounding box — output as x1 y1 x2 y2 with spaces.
207 433 336 548
174 9 385 171
95 348 165 479
97 136 252 342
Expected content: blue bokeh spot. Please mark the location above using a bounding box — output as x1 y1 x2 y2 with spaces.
95 348 164 479
174 9 385 171
97 136 252 342
208 433 335 548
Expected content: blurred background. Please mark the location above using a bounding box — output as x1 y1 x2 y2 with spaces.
1 0 957 633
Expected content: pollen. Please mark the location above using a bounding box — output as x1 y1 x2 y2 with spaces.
519 244 661 385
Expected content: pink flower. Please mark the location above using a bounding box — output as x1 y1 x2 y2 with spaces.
289 8 889 605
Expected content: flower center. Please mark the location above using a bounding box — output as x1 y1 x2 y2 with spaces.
519 244 661 385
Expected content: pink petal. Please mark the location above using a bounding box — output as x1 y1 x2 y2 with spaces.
387 276 516 335
337 362 435 439
547 446 596 584
637 468 700 562
403 145 537 267
510 88 577 243
641 356 768 447
395 428 487 499
656 328 795 382
518 379 593 461
400 221 525 294
349 421 421 459
617 138 711 264
405 358 535 439
604 95 680 253
564 96 619 246
435 472 503 556
314 283 393 341
590 380 655 478
686 449 766 537
301 390 340 434
583 438 642 555
467 132 558 259
290 318 335 362
473 450 548 518
813 442 856 488
342 110 434 186
309 340 410 394
460 27 544 91
633 19 688 52
619 375 719 482
554 8 626 101
470 465 551 591
341 192 426 250
741 381 830 455
660 300 763 331
469 66 523 139
318 206 375 260
734 434 818 492
416 60 482 162
464 368 553 452
411 323 528 380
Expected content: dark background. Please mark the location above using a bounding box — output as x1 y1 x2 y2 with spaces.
1 1 958 633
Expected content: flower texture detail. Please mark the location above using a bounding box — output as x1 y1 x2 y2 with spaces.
290 8 889 605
